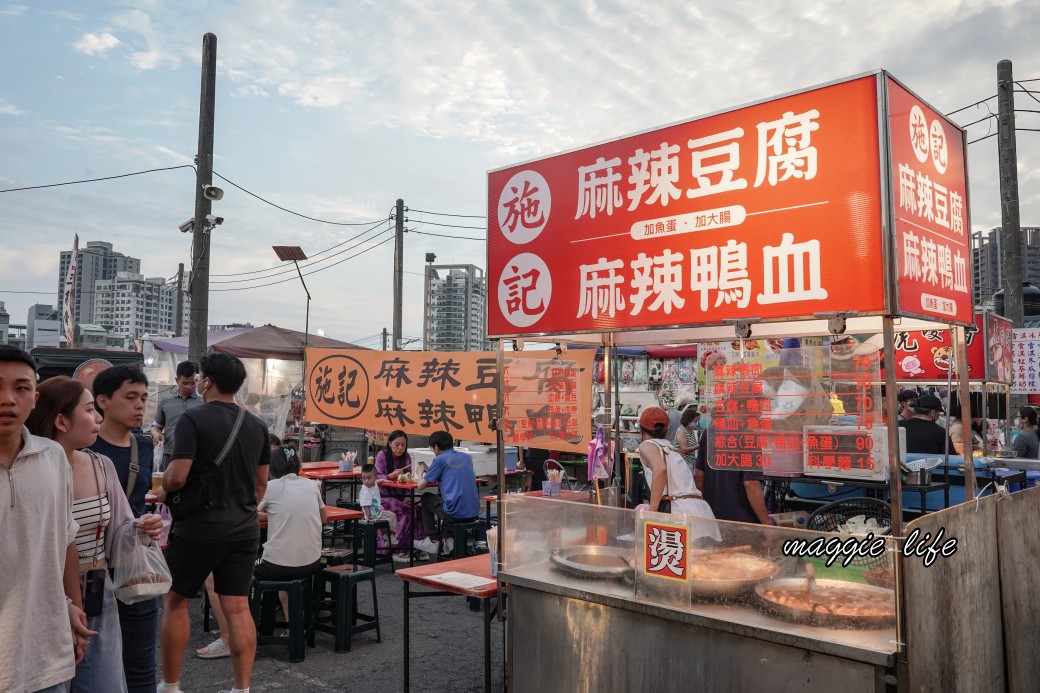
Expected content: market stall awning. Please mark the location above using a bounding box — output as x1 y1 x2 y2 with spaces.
152 324 365 360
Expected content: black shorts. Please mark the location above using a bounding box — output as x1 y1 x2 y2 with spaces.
253 559 322 581
165 534 260 598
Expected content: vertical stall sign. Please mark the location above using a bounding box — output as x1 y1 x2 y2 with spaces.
888 77 972 326
488 74 887 337
500 349 595 453
1012 329 1040 395
985 314 1013 384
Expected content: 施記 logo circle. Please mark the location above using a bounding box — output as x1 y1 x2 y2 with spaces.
498 253 552 328
497 170 551 244
908 103 949 175
909 104 929 164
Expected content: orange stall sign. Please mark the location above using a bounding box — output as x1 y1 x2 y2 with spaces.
488 74 887 337
304 348 594 452
642 520 690 582
888 76 972 326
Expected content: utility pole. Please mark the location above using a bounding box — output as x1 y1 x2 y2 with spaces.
997 59 1023 328
188 33 217 365
392 198 404 351
382 327 389 351
175 262 184 337
997 59 1026 410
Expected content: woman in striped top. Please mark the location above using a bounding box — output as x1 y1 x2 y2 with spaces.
27 376 163 693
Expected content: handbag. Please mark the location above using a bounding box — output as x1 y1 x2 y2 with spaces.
167 407 246 520
111 528 172 605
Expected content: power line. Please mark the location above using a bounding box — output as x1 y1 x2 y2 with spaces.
212 222 391 284
408 208 487 219
212 171 384 227
408 219 487 230
410 229 485 241
210 219 390 280
945 95 996 117
211 233 395 292
0 165 197 194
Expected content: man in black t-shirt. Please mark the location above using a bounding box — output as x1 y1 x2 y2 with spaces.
899 393 956 455
159 353 270 693
695 428 770 524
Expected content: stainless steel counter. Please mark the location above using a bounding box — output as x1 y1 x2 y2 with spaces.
503 561 898 667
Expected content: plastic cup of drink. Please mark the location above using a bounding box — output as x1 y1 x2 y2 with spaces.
151 471 164 494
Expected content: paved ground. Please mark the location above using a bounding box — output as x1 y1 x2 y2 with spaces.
160 493 506 693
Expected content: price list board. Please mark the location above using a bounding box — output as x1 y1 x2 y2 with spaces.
705 345 882 474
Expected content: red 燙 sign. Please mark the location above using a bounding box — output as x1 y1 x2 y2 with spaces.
487 75 887 337
643 521 689 581
889 77 972 326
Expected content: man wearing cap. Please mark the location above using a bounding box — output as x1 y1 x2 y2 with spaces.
899 393 956 455
897 390 919 422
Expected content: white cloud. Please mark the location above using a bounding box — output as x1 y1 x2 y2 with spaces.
73 32 121 56
0 97 22 116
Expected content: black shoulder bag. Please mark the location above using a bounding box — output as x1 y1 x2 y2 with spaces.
167 408 246 520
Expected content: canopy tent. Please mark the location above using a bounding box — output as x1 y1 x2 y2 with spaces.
151 324 362 360
147 324 366 437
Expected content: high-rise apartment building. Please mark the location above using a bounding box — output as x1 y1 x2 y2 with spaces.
971 226 1040 306
26 304 62 349
0 302 8 344
93 270 190 346
422 264 489 352
58 241 141 329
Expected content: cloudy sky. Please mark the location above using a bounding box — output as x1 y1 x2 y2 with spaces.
1 0 1038 347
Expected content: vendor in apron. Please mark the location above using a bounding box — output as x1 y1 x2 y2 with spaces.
637 406 721 543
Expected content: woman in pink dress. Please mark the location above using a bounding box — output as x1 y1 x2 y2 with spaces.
374 430 428 562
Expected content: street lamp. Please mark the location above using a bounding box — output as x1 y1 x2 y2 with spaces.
273 246 311 454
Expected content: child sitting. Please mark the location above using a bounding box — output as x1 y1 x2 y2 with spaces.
359 463 398 535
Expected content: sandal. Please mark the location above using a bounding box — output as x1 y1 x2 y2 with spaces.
196 637 230 659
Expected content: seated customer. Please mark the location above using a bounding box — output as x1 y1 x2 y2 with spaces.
415 431 480 556
1013 407 1040 459
197 441 326 660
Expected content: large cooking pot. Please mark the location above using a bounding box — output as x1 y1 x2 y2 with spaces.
754 577 896 629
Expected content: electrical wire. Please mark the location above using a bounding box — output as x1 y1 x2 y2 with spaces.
960 113 996 128
210 219 390 280
212 171 384 227
945 95 996 117
408 208 487 219
1014 83 1040 107
968 132 997 145
0 165 197 193
410 229 485 241
408 219 487 230
211 233 395 292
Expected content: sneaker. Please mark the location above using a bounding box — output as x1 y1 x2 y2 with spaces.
443 537 455 555
414 537 439 554
196 637 231 659
416 551 432 561
392 551 411 564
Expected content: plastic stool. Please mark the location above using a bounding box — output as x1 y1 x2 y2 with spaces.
320 547 353 568
339 501 394 570
311 564 381 652
252 576 313 663
437 519 482 562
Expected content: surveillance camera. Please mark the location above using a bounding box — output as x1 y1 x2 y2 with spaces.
178 218 194 234
202 185 224 201
205 214 224 226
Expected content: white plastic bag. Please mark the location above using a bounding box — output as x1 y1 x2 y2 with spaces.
112 527 173 604
153 441 164 469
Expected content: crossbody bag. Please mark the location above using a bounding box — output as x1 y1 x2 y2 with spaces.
167 407 246 520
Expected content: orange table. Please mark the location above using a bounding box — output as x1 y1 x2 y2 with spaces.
259 504 361 529
481 488 590 527
301 460 339 470
301 467 362 502
379 480 438 566
396 554 499 693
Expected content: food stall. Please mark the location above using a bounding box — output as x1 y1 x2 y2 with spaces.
483 70 1025 691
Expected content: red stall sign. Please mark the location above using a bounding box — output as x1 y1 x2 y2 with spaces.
888 77 972 326
487 75 887 337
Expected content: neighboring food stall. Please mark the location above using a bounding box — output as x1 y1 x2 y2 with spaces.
483 70 1026 691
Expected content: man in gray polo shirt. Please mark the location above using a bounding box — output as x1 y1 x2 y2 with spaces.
150 360 203 470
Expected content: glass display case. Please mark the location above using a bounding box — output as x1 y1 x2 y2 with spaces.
500 493 900 692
